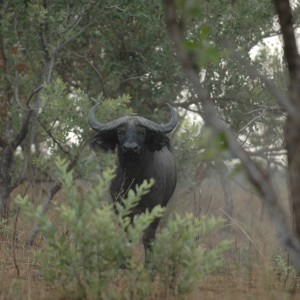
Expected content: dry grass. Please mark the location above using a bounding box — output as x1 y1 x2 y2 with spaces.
0 172 299 299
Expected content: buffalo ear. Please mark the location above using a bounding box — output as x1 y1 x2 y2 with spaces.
90 132 117 152
147 132 171 151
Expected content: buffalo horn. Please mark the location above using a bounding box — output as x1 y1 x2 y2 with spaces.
88 104 179 134
88 105 129 132
139 104 179 134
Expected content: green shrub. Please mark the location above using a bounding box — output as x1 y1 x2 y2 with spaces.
16 158 230 299
150 214 230 296
274 252 297 289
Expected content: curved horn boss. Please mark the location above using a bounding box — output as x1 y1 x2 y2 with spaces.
88 103 178 133
88 104 178 262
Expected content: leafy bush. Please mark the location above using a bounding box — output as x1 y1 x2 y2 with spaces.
0 218 12 238
274 252 297 288
150 214 230 296
16 158 230 299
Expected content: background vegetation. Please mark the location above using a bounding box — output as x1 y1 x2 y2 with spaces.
0 0 299 299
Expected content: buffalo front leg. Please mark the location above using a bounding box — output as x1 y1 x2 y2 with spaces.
142 218 161 264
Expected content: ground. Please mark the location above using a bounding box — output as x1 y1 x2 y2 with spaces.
0 171 299 299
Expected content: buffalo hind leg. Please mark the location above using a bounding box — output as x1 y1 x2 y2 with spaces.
142 218 161 265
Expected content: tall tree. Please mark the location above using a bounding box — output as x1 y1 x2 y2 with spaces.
163 0 300 270
0 1 104 219
0 0 183 220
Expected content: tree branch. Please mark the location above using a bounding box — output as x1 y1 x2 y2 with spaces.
28 155 80 245
37 117 72 158
231 50 299 121
74 52 108 97
11 109 34 151
57 1 96 37
164 0 300 272
236 109 269 135
26 86 43 107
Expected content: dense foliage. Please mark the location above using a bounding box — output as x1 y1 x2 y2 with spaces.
16 159 229 299
1 0 297 217
0 0 299 298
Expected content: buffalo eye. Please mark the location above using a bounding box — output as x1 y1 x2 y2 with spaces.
117 128 125 137
139 128 146 137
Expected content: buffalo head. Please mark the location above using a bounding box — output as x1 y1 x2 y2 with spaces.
88 104 178 161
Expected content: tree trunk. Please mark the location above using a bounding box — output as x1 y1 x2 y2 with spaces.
0 145 13 219
286 116 300 236
0 110 34 220
273 0 300 238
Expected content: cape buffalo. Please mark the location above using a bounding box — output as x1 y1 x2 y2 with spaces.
88 104 178 260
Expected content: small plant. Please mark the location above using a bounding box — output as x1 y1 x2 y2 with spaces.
274 252 298 289
16 158 164 299
16 158 230 299
0 218 12 238
150 214 230 296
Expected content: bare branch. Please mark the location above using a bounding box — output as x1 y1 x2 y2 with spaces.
12 183 30 276
237 110 267 135
28 181 61 246
12 207 20 277
74 52 108 97
220 208 264 258
37 117 72 158
231 50 299 120
58 19 97 51
26 86 43 107
14 71 23 111
38 3 50 62
11 109 34 151
28 157 79 245
57 1 96 36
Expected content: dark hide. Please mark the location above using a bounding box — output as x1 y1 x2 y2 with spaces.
89 108 178 262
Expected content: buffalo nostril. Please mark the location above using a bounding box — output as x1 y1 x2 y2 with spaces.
123 143 139 153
